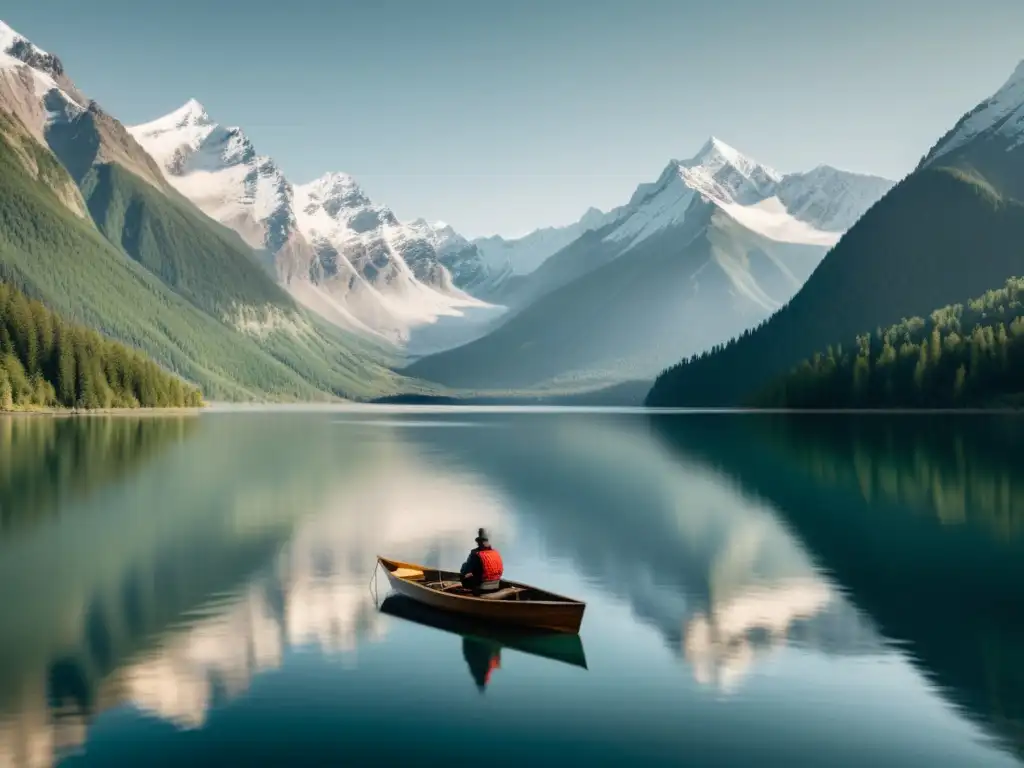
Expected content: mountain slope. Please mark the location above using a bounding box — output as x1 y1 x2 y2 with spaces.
129 104 495 346
292 172 491 343
504 139 890 311
751 277 1024 408
127 100 318 284
0 22 168 195
919 61 1024 200
647 61 1024 407
406 139 891 391
0 108 402 401
0 22 404 401
472 206 618 291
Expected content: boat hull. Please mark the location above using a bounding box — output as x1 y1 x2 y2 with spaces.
378 557 585 634
379 595 588 669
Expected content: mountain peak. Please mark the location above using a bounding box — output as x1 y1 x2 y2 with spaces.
691 136 740 164
700 135 736 155
923 58 1024 167
0 19 66 78
131 100 215 137
305 171 362 197
0 20 41 55
169 98 212 126
296 172 374 217
685 135 778 178
1008 58 1024 88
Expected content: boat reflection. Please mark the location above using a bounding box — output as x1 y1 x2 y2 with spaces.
378 595 588 692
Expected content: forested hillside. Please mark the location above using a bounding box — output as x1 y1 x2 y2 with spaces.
0 109 402 402
752 278 1024 408
0 280 202 410
78 161 289 318
646 168 1024 406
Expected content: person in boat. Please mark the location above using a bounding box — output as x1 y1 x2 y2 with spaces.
460 528 503 594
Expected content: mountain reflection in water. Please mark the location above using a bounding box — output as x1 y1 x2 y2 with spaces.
0 409 1020 768
652 413 1024 758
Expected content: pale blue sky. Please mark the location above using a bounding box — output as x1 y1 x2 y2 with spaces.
6 0 1023 237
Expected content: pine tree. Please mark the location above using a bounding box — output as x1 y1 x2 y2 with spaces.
953 364 967 401
0 279 203 410
0 369 12 411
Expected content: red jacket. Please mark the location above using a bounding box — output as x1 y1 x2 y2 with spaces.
461 546 503 586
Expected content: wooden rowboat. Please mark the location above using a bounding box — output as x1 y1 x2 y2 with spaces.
377 556 586 634
379 595 588 670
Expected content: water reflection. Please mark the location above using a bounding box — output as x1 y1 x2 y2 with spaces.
742 414 1024 539
378 595 588 694
397 413 884 691
653 413 1024 758
0 410 1021 767
0 415 198 536
0 413 509 767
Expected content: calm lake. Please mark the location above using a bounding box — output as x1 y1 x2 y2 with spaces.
1 408 1023 767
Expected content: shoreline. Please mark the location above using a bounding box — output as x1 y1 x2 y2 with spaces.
3 403 1022 416
0 406 204 418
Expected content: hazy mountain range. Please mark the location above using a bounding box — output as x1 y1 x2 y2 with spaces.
406 138 892 390
128 90 892 389
0 20 402 402
1 16 1021 406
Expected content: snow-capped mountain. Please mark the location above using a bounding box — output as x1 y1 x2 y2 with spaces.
291 171 493 346
604 137 889 250
924 60 1024 165
919 59 1024 201
495 137 893 313
130 103 495 346
0 20 85 108
775 165 893 233
472 205 619 287
406 138 894 391
129 99 314 280
0 20 167 204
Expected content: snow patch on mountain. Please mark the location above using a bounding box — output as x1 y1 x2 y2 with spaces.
717 197 839 247
0 21 62 80
292 172 496 344
473 206 619 281
775 166 893 232
0 22 85 130
0 48 73 111
926 60 1024 163
130 101 497 348
605 137 891 251
293 172 488 308
129 101 295 251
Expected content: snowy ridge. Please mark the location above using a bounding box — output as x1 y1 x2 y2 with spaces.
0 20 63 79
775 166 894 232
605 137 892 250
130 101 497 348
926 60 1024 163
473 206 620 281
0 21 85 126
406 137 895 391
0 21 49 58
130 100 295 252
0 48 74 109
293 172 493 344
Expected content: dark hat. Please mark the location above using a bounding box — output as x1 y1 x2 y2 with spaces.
475 527 490 543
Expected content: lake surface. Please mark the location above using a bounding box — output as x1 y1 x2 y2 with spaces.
1 408 1023 767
